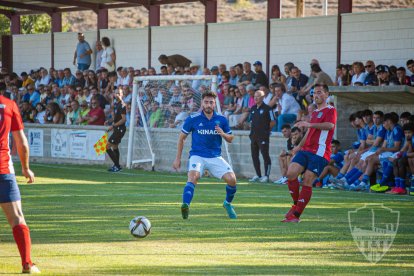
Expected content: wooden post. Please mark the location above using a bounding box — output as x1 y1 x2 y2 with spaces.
296 0 304 18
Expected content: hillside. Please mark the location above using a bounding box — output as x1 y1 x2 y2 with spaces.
64 0 414 31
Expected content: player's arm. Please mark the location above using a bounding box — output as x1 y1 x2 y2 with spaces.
12 130 35 183
291 129 309 155
295 120 334 130
215 126 234 143
173 132 188 170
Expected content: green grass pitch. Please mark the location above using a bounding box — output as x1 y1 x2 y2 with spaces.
0 163 413 275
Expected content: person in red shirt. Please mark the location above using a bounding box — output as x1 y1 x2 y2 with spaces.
82 96 105 125
0 84 40 273
282 83 337 223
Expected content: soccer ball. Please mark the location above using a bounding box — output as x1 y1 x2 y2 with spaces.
129 216 151 238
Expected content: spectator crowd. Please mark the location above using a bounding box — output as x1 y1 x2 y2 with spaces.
0 33 413 196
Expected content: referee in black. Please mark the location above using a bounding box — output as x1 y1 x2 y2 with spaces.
248 90 276 183
107 88 127 172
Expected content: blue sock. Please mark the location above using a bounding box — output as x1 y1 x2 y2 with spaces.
361 174 370 185
344 168 358 182
400 178 406 189
349 170 363 184
225 185 237 203
380 164 393 186
183 182 195 205
337 172 345 179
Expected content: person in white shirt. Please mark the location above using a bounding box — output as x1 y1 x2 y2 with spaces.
351 61 367 85
100 37 116 72
269 83 301 132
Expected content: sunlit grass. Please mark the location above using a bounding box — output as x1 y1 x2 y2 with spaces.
0 163 413 275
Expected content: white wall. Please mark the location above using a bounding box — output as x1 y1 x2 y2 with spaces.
151 24 204 70
341 9 414 67
208 21 267 69
13 34 51 75
270 16 338 80
54 31 97 71
100 28 148 69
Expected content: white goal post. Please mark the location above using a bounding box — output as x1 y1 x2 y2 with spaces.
126 75 233 170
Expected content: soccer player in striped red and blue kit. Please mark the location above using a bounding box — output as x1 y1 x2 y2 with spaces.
0 84 40 273
173 92 238 219
282 84 337 223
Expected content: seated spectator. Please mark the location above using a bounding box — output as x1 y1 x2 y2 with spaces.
270 65 286 85
169 103 188 128
20 101 33 123
340 64 352 86
168 86 182 105
148 101 163 128
28 85 40 108
406 59 414 86
229 66 238 86
74 70 86 87
270 83 300 132
400 112 411 126
351 62 367 85
122 85 132 104
311 63 333 86
45 102 65 124
62 68 76 87
34 103 46 124
314 139 344 188
77 101 90 125
286 66 308 94
376 65 400 86
233 84 255 130
252 61 268 88
82 97 105 125
21 72 34 88
396 67 411 86
67 100 81 125
274 124 293 184
228 86 244 125
363 60 378 86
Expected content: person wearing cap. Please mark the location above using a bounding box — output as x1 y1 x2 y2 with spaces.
158 54 192 68
252 61 268 88
73 33 92 71
190 63 202 90
20 72 34 88
376 65 400 86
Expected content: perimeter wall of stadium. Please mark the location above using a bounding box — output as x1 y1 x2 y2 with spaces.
11 9 414 80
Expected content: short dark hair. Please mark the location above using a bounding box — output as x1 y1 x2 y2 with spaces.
406 59 414 67
373 110 384 117
402 123 414 132
311 63 322 73
108 71 117 78
202 91 217 99
331 139 341 146
284 62 294 70
314 83 329 92
363 109 373 116
409 115 414 124
397 67 406 72
272 83 286 93
400 112 411 119
354 111 364 119
281 124 291 130
101 37 110 47
384 112 399 124
291 127 301 133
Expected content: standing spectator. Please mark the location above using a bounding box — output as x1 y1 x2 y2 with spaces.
364 60 378 86
272 83 300 132
248 90 276 183
0 87 41 274
406 59 414 86
252 61 269 88
73 33 92 71
95 41 103 70
158 54 192 68
100 37 116 72
351 62 367 85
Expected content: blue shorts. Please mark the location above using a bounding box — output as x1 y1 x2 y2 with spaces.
77 63 90 71
292 151 329 177
0 174 21 203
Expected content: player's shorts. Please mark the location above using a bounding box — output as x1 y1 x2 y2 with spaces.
379 151 394 162
360 150 376 161
291 150 328 177
0 174 21 203
188 155 234 179
109 125 126 145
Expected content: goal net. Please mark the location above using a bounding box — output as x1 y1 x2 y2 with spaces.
126 75 232 171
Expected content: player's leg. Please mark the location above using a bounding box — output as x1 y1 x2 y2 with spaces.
0 174 39 273
206 157 237 219
106 141 117 170
181 156 203 219
282 151 306 220
249 138 262 181
258 137 271 182
107 127 126 172
275 154 288 184
394 157 408 194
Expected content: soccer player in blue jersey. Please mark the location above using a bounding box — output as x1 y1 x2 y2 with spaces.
173 91 237 219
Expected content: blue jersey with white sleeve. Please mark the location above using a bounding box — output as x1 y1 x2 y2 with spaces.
357 128 367 142
385 125 403 149
182 111 232 158
374 124 387 140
